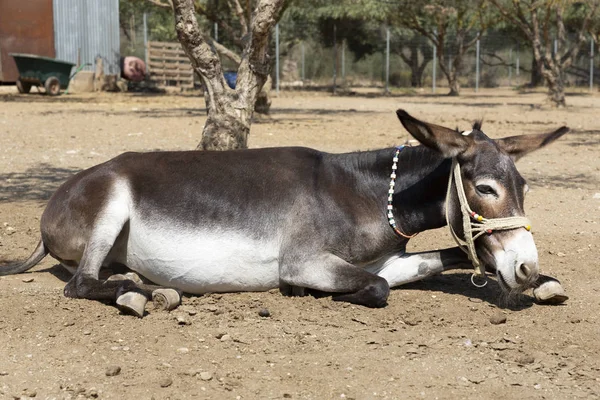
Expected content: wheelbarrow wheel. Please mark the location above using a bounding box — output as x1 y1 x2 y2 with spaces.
16 79 32 94
44 76 61 96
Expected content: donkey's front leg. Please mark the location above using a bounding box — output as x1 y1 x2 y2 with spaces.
367 247 470 288
280 252 390 308
368 247 568 304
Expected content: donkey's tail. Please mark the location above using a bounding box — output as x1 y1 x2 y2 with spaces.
0 240 48 276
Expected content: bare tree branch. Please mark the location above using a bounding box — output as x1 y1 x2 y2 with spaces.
228 0 249 36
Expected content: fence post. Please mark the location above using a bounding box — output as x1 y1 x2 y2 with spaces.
301 42 305 82
475 35 480 92
342 39 345 80
591 35 595 92
333 24 337 94
516 42 520 76
508 48 512 86
385 27 390 93
143 13 148 67
275 23 279 94
432 29 437 94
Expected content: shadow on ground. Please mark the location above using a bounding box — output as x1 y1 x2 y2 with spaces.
0 164 80 203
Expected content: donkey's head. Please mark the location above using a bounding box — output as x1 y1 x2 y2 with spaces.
396 109 568 293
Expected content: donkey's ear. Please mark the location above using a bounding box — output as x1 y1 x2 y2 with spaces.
495 126 569 162
396 109 471 158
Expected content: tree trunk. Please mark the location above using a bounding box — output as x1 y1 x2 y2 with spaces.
544 67 566 108
448 75 460 96
173 0 284 150
255 76 272 114
530 56 544 87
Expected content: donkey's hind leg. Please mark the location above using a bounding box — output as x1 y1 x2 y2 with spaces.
60 202 168 317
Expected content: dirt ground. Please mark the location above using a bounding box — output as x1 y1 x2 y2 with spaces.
0 87 599 400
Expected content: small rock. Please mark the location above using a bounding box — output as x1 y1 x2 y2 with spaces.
83 330 91 335
63 321 75 327
517 354 535 365
490 313 507 325
0 371 8 376
176 316 190 325
534 383 542 390
105 365 121 377
220 334 232 342
87 388 99 398
593 193 600 199
258 308 270 318
556 252 566 257
490 342 509 350
159 377 173 388
177 347 189 354
22 389 37 397
200 371 213 381
5 226 15 235
22 277 34 283
187 310 197 316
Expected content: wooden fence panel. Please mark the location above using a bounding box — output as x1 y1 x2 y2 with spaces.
147 41 194 88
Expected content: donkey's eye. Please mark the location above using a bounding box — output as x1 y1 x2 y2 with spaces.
476 184 497 196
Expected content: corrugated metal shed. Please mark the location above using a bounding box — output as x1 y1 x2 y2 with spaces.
53 0 120 75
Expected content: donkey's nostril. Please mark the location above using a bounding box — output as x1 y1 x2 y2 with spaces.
515 263 535 284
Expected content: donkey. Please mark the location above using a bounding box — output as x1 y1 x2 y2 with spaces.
0 110 568 317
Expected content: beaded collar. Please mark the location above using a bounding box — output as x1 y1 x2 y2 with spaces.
386 145 417 239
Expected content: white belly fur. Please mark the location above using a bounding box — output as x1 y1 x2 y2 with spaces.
125 219 280 294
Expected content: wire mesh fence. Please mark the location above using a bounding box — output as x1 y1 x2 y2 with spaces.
119 9 598 93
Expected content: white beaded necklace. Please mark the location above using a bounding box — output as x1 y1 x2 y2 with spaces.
387 145 417 239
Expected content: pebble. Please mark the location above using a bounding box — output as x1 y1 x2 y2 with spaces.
258 308 271 318
22 389 37 397
200 371 213 381
593 193 600 199
22 277 34 283
159 377 173 388
220 334 232 342
5 226 15 235
105 365 121 377
177 347 189 354
489 313 507 325
176 316 190 325
517 354 535 365
0 371 8 376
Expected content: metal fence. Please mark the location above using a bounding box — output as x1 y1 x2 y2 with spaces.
120 9 598 93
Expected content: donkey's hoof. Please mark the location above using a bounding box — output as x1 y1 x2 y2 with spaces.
116 291 148 317
533 281 569 305
107 272 143 285
152 288 181 311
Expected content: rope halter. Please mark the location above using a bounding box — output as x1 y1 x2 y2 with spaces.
445 158 532 286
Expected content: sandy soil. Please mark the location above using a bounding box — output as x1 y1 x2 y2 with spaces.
0 87 599 400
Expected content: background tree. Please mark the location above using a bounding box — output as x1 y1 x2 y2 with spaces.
146 0 279 115
390 0 494 96
490 0 599 106
151 0 287 150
